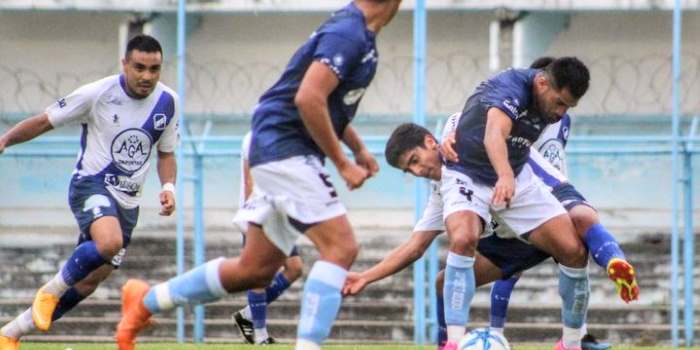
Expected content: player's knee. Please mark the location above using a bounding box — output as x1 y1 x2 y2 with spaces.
558 241 588 267
94 236 124 259
323 240 358 268
448 234 478 255
569 205 599 235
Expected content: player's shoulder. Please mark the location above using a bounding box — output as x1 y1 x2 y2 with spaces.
78 74 120 95
155 82 180 101
319 3 367 42
491 68 537 86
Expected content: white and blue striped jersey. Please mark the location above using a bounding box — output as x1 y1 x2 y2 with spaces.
46 74 179 209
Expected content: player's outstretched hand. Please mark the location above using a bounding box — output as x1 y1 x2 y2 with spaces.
342 272 369 296
492 174 514 209
354 149 379 177
159 190 176 216
0 141 6 155
338 161 369 190
440 131 458 162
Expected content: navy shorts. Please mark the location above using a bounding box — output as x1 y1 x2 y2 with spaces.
476 233 551 279
551 183 593 211
68 176 139 267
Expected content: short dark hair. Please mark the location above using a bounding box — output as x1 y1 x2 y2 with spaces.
125 34 163 59
544 56 590 99
530 56 555 69
385 123 432 168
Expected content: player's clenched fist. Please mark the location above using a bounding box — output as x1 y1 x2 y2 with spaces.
338 161 369 190
159 190 175 216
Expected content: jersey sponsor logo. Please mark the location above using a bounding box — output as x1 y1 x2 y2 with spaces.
343 88 366 105
507 135 532 149
105 174 141 194
502 98 520 117
153 113 167 131
111 128 153 173
539 139 566 171
57 98 67 108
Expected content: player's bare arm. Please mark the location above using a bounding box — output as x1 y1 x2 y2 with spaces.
242 158 254 201
484 107 515 208
343 230 440 296
343 125 379 177
295 61 368 189
157 151 176 216
0 112 54 154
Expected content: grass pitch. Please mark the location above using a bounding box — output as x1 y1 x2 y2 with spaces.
18 344 700 350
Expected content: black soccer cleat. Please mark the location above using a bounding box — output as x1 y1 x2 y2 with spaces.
581 333 611 350
257 337 277 345
232 311 255 344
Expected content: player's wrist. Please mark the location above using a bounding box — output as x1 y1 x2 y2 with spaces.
161 182 176 194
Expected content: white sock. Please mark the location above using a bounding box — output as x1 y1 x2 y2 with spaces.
42 271 70 297
0 308 35 339
580 323 588 338
254 327 269 343
296 338 321 350
240 305 252 320
563 326 582 349
490 327 504 335
447 325 465 343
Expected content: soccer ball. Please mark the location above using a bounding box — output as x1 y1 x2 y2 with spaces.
458 327 511 350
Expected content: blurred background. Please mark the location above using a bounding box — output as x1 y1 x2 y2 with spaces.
1 0 699 347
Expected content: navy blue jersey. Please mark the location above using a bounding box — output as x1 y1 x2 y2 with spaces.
450 68 552 186
249 2 378 166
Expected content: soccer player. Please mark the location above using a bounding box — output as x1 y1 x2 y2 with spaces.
232 132 304 345
381 57 593 350
442 57 636 350
0 35 178 350
114 2 400 350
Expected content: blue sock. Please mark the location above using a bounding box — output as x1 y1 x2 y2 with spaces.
443 252 475 342
490 275 519 329
51 287 86 321
265 272 291 303
558 264 589 329
247 290 268 329
297 261 347 346
583 223 625 268
61 241 107 285
436 293 447 348
143 257 228 314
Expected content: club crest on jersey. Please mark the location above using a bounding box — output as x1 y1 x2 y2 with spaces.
111 128 152 173
153 113 167 131
343 88 366 105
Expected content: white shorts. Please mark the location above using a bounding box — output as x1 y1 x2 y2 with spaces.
233 155 346 255
439 164 566 236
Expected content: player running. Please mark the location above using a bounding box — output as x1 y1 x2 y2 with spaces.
0 35 178 350
231 132 304 345
115 2 401 350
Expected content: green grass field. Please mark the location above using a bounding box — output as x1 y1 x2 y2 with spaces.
17 344 700 350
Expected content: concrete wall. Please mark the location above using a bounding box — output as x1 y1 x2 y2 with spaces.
1 9 699 229
2 10 698 118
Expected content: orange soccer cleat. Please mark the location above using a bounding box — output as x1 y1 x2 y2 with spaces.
32 287 60 332
115 279 153 350
607 258 639 303
0 335 19 350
